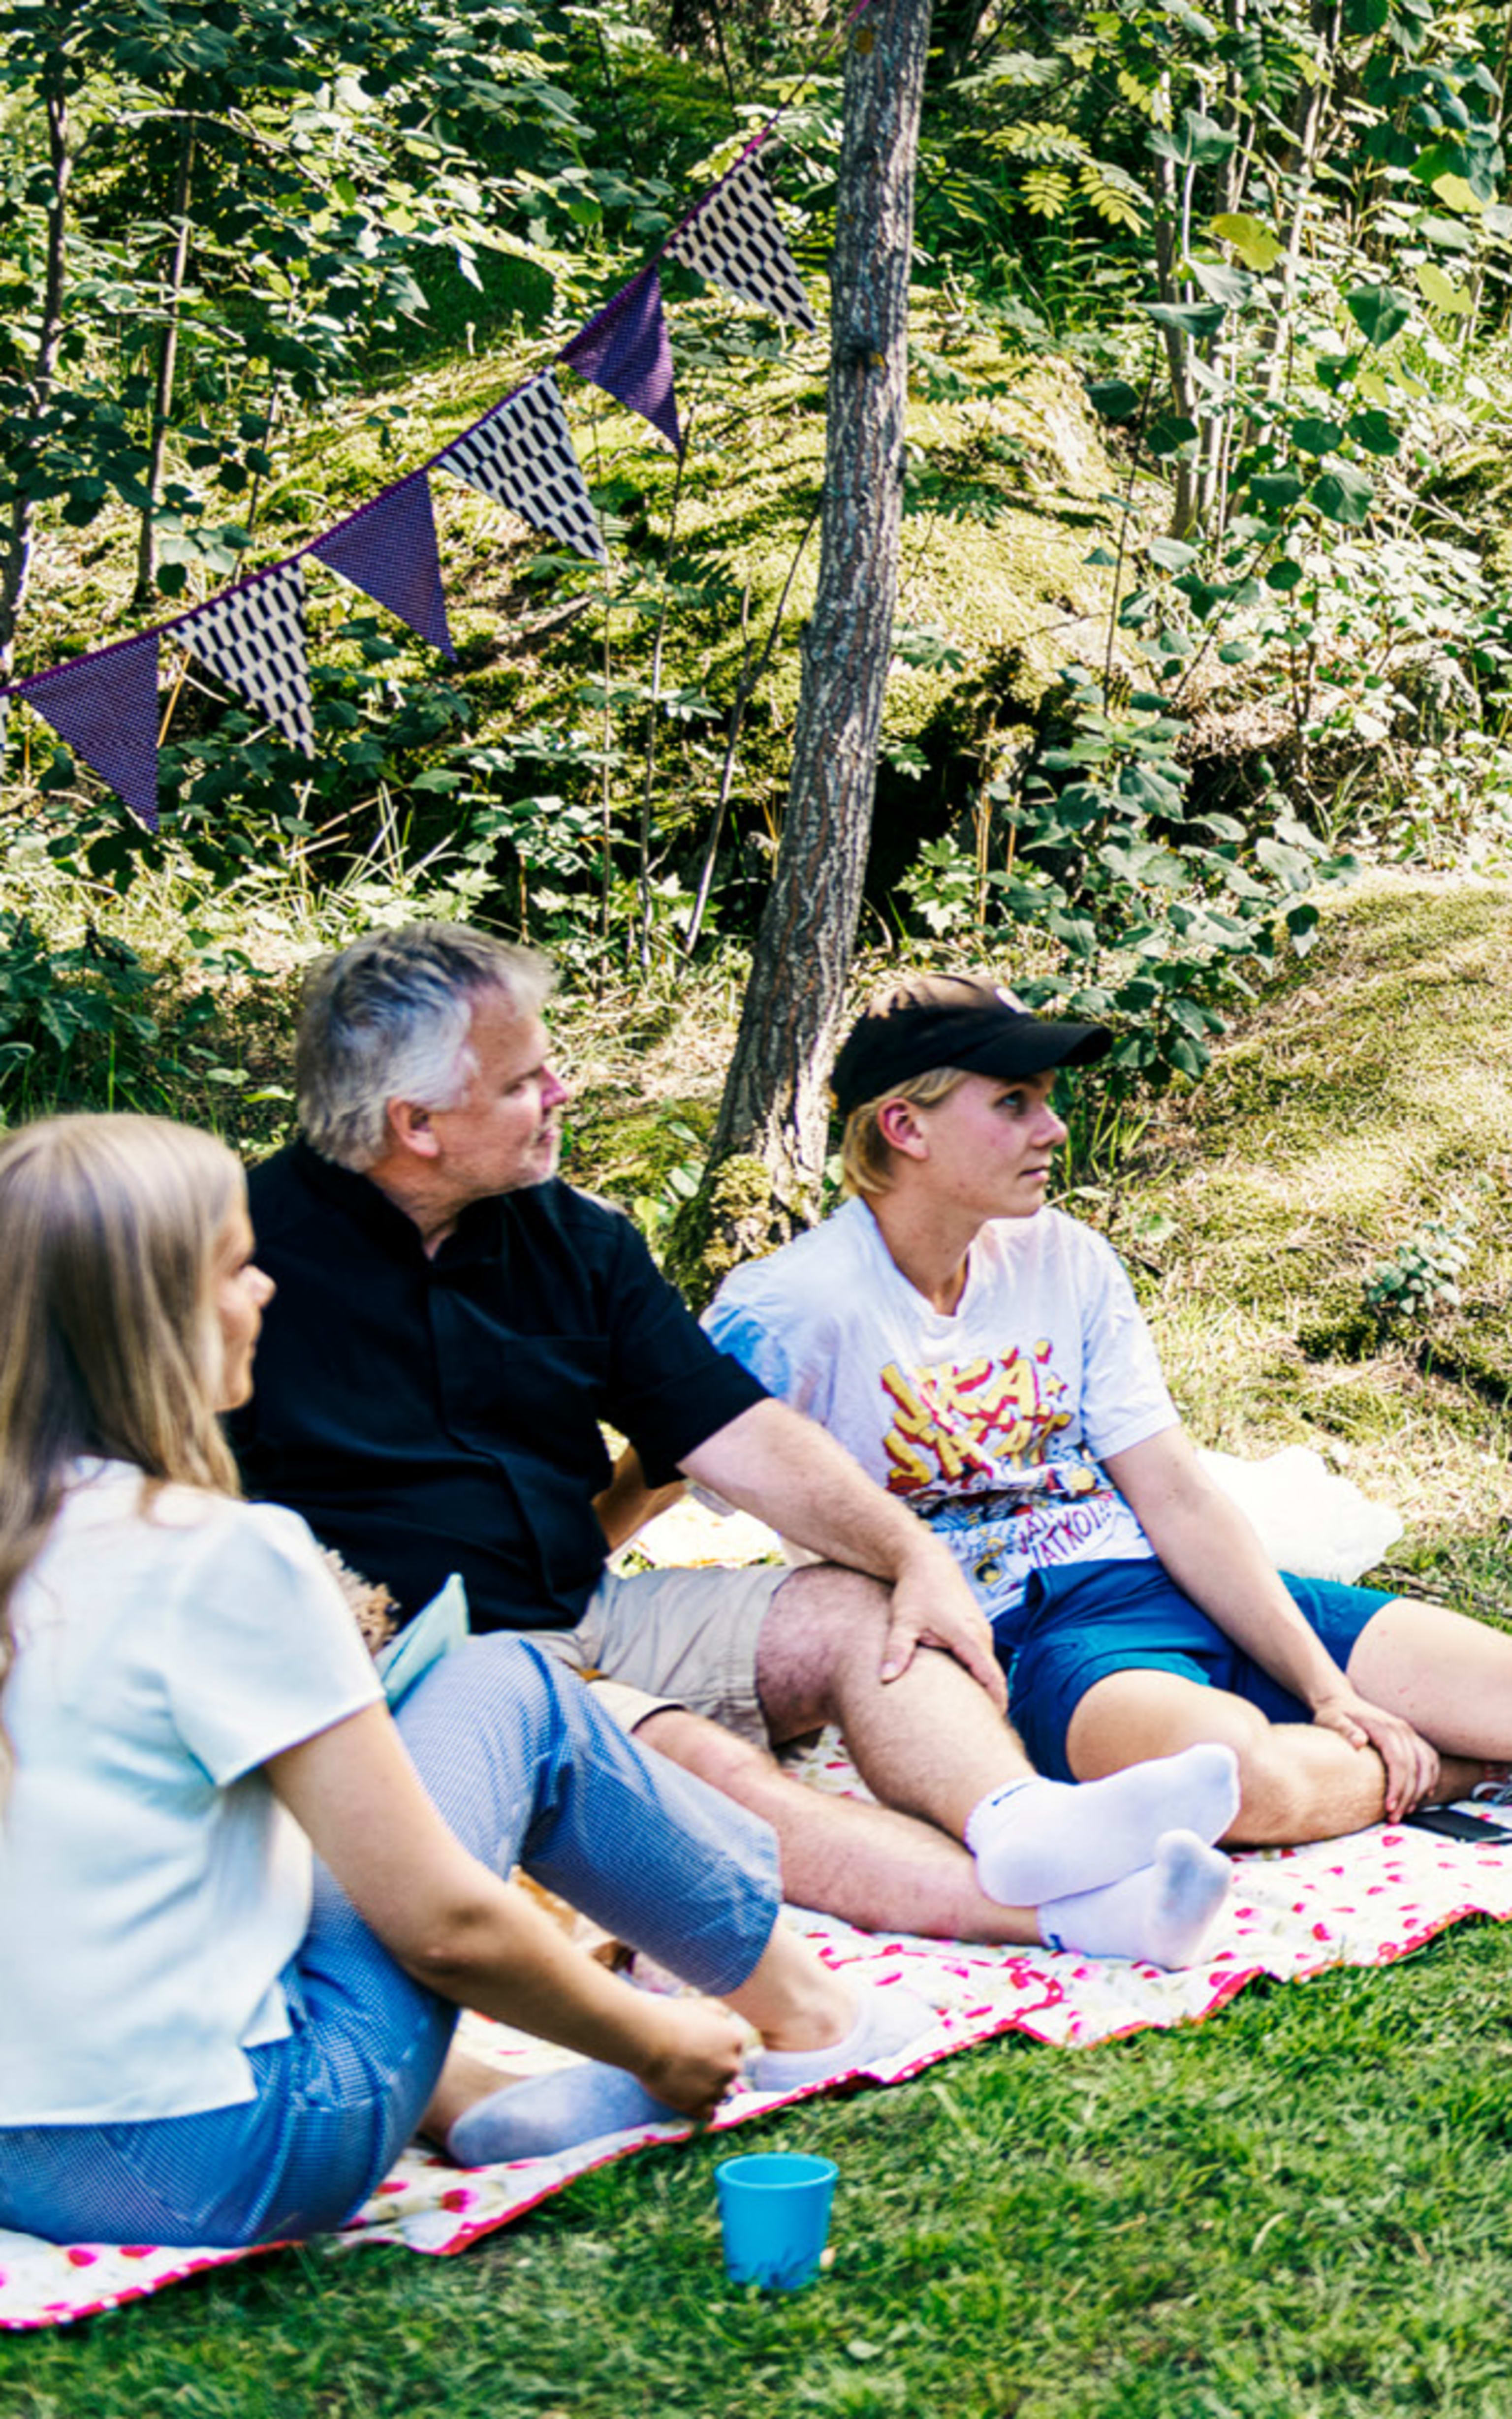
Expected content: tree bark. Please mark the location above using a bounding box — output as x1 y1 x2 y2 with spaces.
705 0 933 1210
0 43 72 676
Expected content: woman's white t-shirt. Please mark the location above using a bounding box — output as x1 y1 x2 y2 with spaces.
702 1197 1179 1635
0 1461 382 2126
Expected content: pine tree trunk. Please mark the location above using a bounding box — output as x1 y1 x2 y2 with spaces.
705 0 933 1214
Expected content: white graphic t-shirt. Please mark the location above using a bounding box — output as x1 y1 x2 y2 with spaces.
702 1196 1178 1643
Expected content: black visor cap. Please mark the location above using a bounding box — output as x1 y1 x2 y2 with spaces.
832 981 1113 1120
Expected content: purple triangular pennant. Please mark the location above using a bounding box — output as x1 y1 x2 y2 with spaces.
666 156 817 334
559 266 681 452
19 632 161 829
438 373 607 564
311 471 454 658
180 562 315 756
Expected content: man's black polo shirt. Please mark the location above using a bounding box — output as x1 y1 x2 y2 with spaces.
229 1139 766 1633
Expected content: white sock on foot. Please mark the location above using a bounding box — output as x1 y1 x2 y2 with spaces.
747 1985 936 2095
1038 1828 1232 1970
965 1742 1240 1905
447 2064 682 2167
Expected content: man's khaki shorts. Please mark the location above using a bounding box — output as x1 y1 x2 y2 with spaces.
529 1561 790 1745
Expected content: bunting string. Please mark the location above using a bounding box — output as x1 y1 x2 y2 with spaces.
0 10 865 828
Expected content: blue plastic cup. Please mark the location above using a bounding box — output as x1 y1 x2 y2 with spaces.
715 2152 839 2290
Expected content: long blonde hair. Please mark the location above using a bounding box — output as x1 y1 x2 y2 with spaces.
0 1115 244 1750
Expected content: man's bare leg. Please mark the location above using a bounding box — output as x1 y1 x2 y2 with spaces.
1066 1661 1482 1846
636 1565 1237 1941
754 1567 1236 1891
635 1702 1037 1940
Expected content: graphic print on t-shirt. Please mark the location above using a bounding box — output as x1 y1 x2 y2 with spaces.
877 1341 1145 1637
699 1197 1171 1643
880 1340 1073 1495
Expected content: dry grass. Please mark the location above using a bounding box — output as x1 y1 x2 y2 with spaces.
1110 870 1512 1588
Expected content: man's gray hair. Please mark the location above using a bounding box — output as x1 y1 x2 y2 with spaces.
296 923 555 1170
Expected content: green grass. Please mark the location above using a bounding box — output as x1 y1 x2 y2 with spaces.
9 1921 1512 2418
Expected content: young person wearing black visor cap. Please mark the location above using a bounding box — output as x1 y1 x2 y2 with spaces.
703 974 1512 1849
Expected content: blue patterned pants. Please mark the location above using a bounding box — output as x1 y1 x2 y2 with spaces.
0 1637 780 2247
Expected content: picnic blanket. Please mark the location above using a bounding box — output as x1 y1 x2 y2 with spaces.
7 1728 1512 2333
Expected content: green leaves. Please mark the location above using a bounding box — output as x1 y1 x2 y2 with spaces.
1416 261 1472 315
1432 173 1485 217
1249 472 1304 510
1312 465 1375 527
1346 285 1412 346
1287 411 1345 455
1209 212 1282 272
1142 299 1227 340
1086 378 1142 423
1291 417 1344 456
1254 835 1314 889
1146 412 1199 458
1188 259 1254 308
1149 109 1238 169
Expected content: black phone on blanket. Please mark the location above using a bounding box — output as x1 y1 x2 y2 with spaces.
1401 1806 1512 1845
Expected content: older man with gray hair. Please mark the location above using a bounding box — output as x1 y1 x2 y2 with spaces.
231 923 1239 1967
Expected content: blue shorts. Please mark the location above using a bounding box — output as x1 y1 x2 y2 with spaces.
1004 1557 1396 1783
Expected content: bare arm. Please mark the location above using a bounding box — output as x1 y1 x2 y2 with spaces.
593 1448 686 1553
266 1705 745 2115
679 1396 1007 1710
1102 1425 1438 1817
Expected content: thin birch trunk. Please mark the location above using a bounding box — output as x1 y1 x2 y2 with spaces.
132 114 196 609
0 48 71 675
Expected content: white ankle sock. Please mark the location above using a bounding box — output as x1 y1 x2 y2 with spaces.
965 1742 1240 1905
747 1985 936 2095
1039 1829 1232 1970
447 2064 681 2168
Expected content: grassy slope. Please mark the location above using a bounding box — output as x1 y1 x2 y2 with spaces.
10 876 1512 2417
1126 871 1512 1611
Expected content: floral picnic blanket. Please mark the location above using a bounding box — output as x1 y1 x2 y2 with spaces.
5 1730 1512 2332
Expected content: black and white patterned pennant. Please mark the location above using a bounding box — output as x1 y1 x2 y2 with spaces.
666 155 816 335
180 562 315 757
439 372 607 563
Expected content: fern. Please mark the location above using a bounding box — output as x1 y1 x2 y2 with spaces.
983 120 1087 165
1117 67 1160 115
960 49 1064 90
1023 166 1075 218
1079 158 1147 230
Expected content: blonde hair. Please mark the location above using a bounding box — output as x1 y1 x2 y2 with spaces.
0 1116 245 1764
840 1066 969 1198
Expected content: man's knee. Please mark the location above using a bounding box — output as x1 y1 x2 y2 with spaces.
776 1559 890 1614
634 1704 782 1800
764 1564 890 1665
